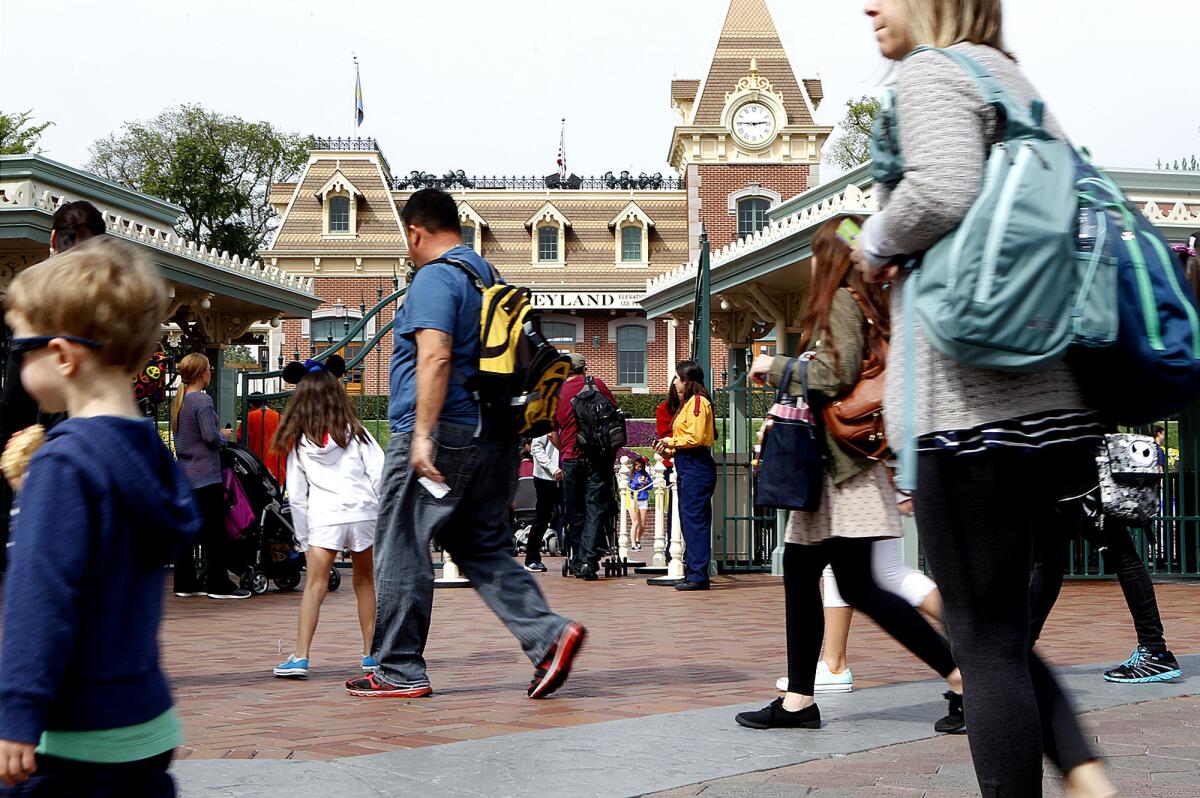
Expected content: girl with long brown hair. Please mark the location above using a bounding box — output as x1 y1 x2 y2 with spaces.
171 352 247 599
742 215 963 731
271 357 384 679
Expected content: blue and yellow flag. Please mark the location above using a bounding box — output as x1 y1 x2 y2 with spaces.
355 62 364 127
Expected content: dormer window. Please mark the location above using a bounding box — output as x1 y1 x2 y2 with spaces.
316 169 364 238
609 201 654 266
328 196 351 233
458 201 487 255
526 202 570 266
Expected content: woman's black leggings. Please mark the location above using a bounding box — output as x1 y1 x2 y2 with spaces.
784 538 955 695
915 443 1098 797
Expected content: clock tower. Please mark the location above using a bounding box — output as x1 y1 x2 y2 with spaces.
669 0 833 260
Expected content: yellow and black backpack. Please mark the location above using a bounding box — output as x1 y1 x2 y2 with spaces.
435 258 571 437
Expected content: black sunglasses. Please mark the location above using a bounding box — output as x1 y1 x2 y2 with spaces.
9 335 103 359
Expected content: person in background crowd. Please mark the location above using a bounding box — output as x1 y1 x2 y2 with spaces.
0 200 107 576
1154 426 1167 469
271 358 384 679
0 237 199 796
629 456 652 551
348 188 584 699
527 432 563 573
655 360 717 591
170 352 248 600
854 1 1115 794
775 523 945 694
238 392 286 484
655 397 676 560
742 215 962 734
555 353 617 581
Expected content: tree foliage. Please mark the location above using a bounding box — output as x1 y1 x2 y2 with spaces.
0 109 53 155
87 105 312 260
825 96 882 171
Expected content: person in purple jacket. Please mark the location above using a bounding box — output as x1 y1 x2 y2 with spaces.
0 238 200 795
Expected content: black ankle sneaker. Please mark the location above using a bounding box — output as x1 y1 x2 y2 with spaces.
735 697 821 730
934 690 966 734
1104 646 1183 683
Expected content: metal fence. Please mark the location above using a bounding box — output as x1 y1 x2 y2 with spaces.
711 376 778 573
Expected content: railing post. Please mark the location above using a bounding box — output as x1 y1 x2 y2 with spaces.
651 455 667 568
648 469 686 585
434 549 470 589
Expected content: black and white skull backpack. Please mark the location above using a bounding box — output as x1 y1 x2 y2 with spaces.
1095 433 1163 523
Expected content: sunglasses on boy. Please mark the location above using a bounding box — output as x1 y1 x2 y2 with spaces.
9 335 103 362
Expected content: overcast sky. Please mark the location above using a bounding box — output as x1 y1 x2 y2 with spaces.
2 0 1197 181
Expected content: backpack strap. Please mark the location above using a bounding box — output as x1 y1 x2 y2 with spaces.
905 46 1043 140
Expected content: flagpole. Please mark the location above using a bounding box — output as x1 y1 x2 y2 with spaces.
352 54 358 141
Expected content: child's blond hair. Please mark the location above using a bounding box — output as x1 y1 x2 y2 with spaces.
5 236 168 373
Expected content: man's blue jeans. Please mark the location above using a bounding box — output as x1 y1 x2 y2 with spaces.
561 457 613 573
371 422 570 687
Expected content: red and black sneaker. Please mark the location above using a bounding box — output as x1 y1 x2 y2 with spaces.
528 621 587 699
345 671 432 698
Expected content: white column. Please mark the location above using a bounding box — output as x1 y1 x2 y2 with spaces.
651 455 667 568
665 473 686 580
617 456 631 560
666 317 678 387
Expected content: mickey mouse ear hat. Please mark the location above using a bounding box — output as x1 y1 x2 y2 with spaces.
282 354 347 385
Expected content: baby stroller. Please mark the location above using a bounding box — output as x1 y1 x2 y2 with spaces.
512 471 563 557
221 443 341 595
560 469 620 577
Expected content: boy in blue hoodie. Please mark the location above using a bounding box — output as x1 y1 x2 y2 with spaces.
0 237 200 796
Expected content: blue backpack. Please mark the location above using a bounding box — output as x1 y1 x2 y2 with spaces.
1069 161 1200 425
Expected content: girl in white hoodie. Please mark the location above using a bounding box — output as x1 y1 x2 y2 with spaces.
269 357 385 678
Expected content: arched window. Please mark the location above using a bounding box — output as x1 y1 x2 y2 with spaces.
737 197 770 239
541 321 578 353
621 225 642 262
538 225 559 262
617 324 647 387
328 195 351 233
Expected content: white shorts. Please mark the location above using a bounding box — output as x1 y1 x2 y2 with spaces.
636 500 649 511
822 537 935 609
299 520 376 554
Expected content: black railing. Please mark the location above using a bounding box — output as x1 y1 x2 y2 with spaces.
314 137 384 152
391 170 685 191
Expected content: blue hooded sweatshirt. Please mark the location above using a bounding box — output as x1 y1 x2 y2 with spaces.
0 417 200 744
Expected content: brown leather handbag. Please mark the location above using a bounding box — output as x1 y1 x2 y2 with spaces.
822 290 889 460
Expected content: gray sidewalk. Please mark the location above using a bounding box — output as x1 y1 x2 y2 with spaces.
176 655 1197 798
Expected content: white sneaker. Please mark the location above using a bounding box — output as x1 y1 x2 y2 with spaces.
775 662 853 693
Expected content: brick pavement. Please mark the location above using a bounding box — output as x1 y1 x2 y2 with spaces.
646 696 1200 797
148 562 1200 762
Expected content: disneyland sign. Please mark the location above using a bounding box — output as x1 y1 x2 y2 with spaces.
531 291 644 310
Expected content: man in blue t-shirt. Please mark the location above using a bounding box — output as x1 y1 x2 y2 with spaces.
347 188 585 701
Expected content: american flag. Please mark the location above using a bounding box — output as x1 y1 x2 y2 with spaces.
556 118 567 181
354 58 364 127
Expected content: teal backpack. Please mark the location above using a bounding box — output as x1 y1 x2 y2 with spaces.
872 46 1113 372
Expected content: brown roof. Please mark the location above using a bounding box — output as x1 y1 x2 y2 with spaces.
270 158 404 253
671 79 701 102
694 0 814 127
394 191 689 290
803 78 824 108
269 182 297 206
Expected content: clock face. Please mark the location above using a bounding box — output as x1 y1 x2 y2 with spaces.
733 102 776 147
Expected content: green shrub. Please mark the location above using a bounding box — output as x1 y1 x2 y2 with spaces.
616 393 668 420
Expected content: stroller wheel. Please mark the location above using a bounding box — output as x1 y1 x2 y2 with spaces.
273 571 300 592
242 568 270 596
328 568 342 592
561 559 571 577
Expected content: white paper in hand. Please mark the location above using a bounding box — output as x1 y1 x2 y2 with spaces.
418 476 450 499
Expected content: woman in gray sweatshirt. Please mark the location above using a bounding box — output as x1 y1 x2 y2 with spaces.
857 1 1114 796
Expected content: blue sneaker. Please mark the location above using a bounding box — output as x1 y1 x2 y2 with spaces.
1104 646 1182 683
273 655 309 678
361 655 380 672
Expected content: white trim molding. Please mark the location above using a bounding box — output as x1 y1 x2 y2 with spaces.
458 201 488 255
727 184 782 215
607 316 657 344
527 201 570 266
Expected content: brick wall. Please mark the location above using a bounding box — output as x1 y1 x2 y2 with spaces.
694 164 811 250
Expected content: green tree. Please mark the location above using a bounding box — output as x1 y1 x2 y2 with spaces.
826 96 881 171
87 105 312 261
0 109 53 155
223 345 258 366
